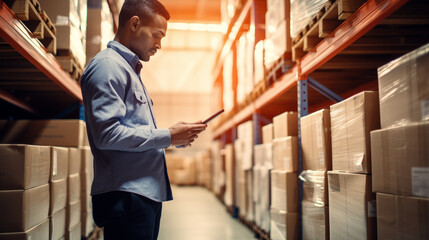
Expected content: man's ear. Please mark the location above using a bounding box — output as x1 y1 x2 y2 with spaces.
129 16 140 32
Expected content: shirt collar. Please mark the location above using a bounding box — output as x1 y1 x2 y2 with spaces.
107 41 142 74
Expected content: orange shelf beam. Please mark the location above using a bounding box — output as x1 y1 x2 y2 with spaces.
0 3 82 102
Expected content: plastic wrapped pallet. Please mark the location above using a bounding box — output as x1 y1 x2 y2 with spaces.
300 109 332 170
377 193 429 240
270 208 299 240
330 91 380 173
300 170 329 239
377 43 429 128
328 172 376 239
371 122 429 197
302 200 329 240
300 170 327 207
290 0 329 38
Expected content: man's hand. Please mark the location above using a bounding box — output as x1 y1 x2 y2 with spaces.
169 121 207 148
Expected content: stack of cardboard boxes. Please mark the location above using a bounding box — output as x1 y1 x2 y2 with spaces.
86 0 115 64
40 0 87 68
80 147 94 237
372 43 429 239
0 120 95 239
224 144 235 208
264 0 292 70
270 112 299 240
0 145 51 239
253 123 274 232
300 109 331 239
328 91 380 239
236 120 254 221
211 140 225 198
50 147 69 240
165 153 197 186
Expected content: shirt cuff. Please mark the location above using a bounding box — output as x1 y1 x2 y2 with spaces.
154 128 171 148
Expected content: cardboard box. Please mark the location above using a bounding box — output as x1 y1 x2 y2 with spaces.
245 170 254 221
371 122 429 197
50 208 66 240
68 173 80 204
271 170 298 212
254 143 273 168
51 147 69 181
237 121 254 170
270 208 299 240
273 112 298 139
0 120 88 147
81 211 94 238
80 147 93 174
66 222 81 240
300 170 328 206
262 123 273 144
272 137 298 171
377 193 429 240
66 200 81 230
0 144 50 190
224 144 235 207
0 184 49 232
50 178 67 215
331 91 380 173
68 148 81 175
377 43 429 128
301 109 332 170
302 201 329 240
0 219 49 240
80 170 92 213
328 172 376 239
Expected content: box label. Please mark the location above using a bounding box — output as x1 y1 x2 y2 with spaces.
354 153 364 172
421 99 429 121
53 151 58 176
412 167 429 197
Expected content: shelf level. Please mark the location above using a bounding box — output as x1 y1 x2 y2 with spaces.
0 3 82 102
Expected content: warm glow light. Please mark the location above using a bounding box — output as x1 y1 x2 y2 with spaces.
168 22 226 33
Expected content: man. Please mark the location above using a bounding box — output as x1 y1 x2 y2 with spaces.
80 0 207 239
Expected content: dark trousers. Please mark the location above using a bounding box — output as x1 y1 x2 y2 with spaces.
92 191 162 240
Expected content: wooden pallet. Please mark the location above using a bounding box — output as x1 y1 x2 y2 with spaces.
4 0 56 54
265 52 293 86
56 49 84 82
250 80 266 101
292 0 366 61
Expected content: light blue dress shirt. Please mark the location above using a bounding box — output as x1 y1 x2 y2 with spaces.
81 41 173 202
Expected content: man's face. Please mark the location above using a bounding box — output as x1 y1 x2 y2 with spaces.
129 14 167 62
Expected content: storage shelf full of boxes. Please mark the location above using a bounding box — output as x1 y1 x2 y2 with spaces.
0 0 121 239
210 0 429 239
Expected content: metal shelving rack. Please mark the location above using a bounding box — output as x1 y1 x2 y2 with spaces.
0 2 82 117
211 0 427 238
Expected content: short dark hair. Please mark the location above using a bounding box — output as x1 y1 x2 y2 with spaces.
118 0 170 28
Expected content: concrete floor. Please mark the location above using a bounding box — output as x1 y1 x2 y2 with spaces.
158 185 257 240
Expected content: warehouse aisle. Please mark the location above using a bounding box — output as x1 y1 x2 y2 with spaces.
158 186 257 240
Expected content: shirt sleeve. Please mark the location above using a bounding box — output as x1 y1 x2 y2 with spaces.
81 57 171 152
